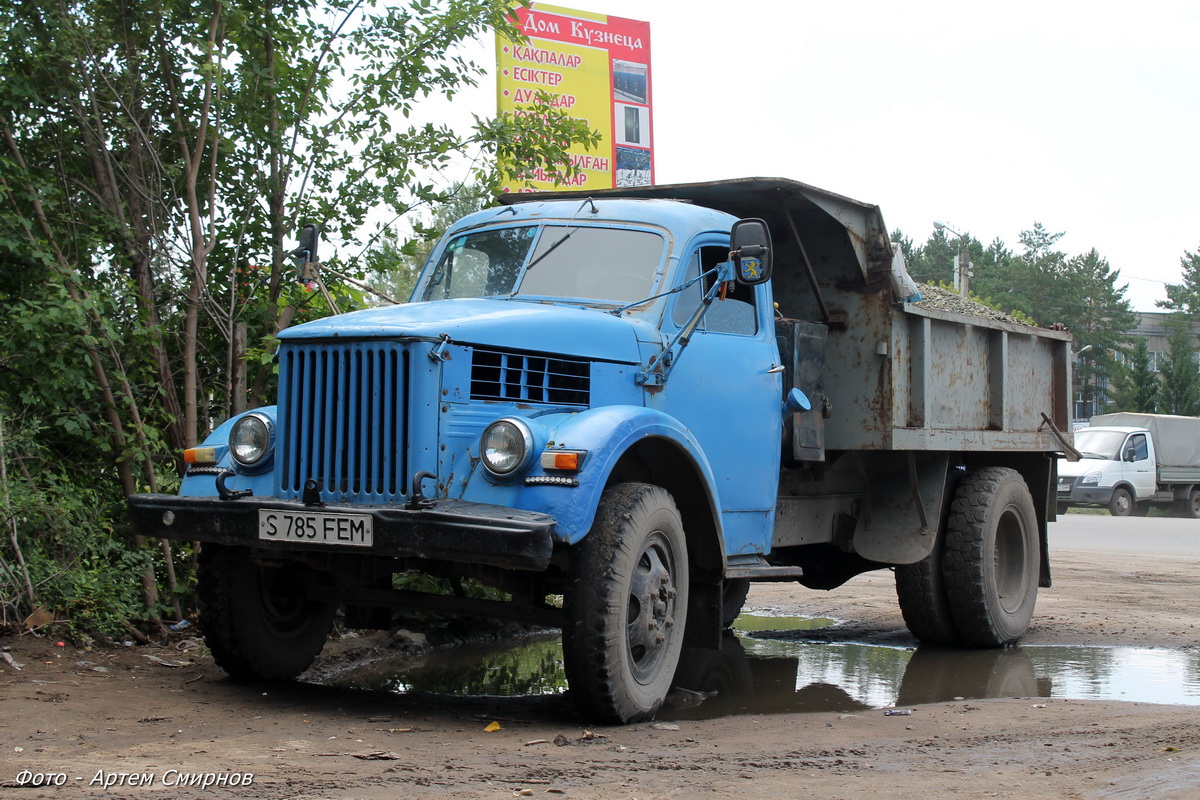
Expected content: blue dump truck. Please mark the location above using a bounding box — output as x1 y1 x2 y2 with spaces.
129 178 1073 723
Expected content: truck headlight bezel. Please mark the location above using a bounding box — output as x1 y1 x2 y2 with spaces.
481 418 535 478
229 413 274 469
1080 470 1102 486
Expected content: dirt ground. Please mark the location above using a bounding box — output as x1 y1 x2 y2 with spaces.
3 541 1200 800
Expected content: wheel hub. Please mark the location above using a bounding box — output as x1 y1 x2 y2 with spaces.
625 534 677 684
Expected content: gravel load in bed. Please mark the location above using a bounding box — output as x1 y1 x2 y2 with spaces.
912 283 1026 325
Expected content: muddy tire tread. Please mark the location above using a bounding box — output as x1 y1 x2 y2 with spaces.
197 544 334 681
562 483 688 724
943 467 1039 647
895 542 959 645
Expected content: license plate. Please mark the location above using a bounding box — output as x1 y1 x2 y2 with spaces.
258 509 373 547
1058 482 1072 493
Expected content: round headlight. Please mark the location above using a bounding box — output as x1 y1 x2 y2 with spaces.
230 414 273 467
481 419 534 477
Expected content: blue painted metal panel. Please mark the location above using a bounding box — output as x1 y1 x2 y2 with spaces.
447 405 722 545
178 411 277 499
279 297 647 365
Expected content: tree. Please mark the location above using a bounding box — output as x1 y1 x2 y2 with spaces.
362 184 492 304
0 0 598 630
1158 316 1200 416
1058 249 1138 416
1106 336 1159 413
1159 244 1200 319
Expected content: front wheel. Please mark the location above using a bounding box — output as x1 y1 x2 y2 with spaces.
1108 487 1134 517
562 483 689 723
197 545 336 681
943 467 1040 647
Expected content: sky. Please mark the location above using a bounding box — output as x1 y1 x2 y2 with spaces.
423 0 1200 312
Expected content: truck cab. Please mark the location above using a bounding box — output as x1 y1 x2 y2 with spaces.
1057 427 1155 516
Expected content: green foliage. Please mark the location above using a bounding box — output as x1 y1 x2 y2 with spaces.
362 184 493 304
1107 337 1160 413
0 413 154 639
1158 315 1200 416
0 0 597 629
1160 245 1200 320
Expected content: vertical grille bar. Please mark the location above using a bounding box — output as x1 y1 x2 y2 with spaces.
382 348 396 496
346 348 360 494
370 347 384 495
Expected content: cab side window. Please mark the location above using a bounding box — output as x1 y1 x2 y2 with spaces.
1128 433 1149 461
671 246 758 335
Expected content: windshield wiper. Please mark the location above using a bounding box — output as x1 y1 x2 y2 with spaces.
522 227 575 276
512 198 597 288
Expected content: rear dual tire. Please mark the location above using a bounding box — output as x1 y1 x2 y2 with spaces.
897 467 1040 647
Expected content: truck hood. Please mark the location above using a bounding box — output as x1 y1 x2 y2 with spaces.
1057 457 1112 478
277 298 650 363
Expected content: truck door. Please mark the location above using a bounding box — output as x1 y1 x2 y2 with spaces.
1124 432 1155 499
655 242 783 555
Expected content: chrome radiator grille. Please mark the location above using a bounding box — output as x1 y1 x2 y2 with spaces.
276 341 408 503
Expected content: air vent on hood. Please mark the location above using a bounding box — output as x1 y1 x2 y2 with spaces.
471 348 590 406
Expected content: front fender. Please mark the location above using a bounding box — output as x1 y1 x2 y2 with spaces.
178 408 279 498
457 405 721 544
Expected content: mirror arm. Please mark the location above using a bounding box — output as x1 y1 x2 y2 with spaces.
637 262 734 387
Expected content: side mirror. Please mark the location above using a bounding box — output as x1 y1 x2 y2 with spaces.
292 223 320 265
730 218 773 285
1123 448 1136 463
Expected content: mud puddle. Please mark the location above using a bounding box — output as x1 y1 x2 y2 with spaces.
311 613 1200 719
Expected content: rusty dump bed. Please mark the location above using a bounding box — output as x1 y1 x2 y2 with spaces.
515 177 1074 454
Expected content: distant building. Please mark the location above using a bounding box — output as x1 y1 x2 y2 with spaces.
1075 312 1200 422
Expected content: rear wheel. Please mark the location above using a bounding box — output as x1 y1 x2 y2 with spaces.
1108 487 1134 517
1179 489 1200 518
562 483 689 723
197 545 336 681
943 467 1040 647
721 578 750 628
896 528 958 645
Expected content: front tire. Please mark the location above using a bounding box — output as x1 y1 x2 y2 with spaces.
562 483 689 723
1108 487 1134 517
943 467 1040 647
197 545 336 681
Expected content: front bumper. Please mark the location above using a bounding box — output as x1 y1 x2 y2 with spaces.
1056 478 1114 506
127 494 556 571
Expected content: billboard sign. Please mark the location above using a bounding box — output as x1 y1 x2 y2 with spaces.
497 3 653 192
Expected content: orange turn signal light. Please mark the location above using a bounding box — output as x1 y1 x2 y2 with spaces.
184 447 217 464
540 450 585 472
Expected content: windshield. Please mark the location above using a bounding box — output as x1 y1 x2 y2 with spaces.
419 224 664 304
1072 429 1128 460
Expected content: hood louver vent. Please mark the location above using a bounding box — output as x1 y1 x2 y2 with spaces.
471 348 590 406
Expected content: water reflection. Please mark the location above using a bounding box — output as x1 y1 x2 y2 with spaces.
320 633 567 696
312 615 1200 718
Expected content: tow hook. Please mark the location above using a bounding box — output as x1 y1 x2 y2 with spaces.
407 471 438 510
215 469 253 501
